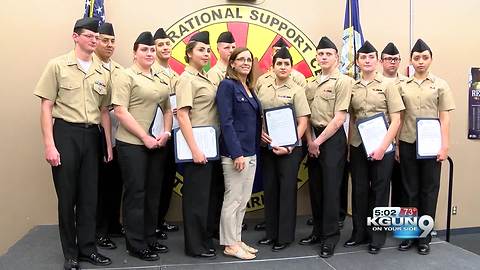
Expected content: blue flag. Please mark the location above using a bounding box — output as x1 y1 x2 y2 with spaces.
83 0 105 23
340 0 364 79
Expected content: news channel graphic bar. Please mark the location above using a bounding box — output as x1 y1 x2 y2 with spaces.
367 207 434 239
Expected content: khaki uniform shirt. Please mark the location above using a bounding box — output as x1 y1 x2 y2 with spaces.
34 50 110 124
256 77 311 117
256 69 307 90
206 61 227 86
349 73 405 147
399 73 455 143
176 65 219 127
152 61 179 94
305 69 353 128
112 65 171 145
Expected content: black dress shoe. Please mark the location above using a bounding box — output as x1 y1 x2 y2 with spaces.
78 252 111 266
155 230 168 240
194 251 216 259
299 235 320 245
417 243 430 255
258 238 274 245
161 221 179 232
254 222 266 231
96 236 117 249
128 248 159 261
148 241 169 253
306 218 314 226
272 242 289 251
398 240 415 251
319 244 334 258
343 238 368 247
242 222 248 231
64 258 79 270
368 245 381 254
209 248 216 253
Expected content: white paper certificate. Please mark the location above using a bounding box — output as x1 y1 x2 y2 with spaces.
169 94 179 129
149 105 164 138
357 113 394 157
416 118 441 159
174 126 219 162
264 105 298 147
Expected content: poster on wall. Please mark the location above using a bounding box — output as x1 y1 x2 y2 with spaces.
468 67 480 139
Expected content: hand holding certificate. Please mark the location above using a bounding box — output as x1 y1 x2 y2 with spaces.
416 118 441 159
264 105 299 148
149 105 164 139
174 126 219 163
357 113 394 159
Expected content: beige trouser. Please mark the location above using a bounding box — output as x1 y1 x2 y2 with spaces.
219 155 257 245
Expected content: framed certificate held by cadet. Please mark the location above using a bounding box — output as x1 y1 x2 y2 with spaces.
356 112 394 158
174 126 219 163
416 118 441 159
169 93 179 129
149 105 164 138
264 105 299 148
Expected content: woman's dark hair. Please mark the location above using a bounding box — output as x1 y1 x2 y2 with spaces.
225 47 256 90
410 49 433 59
184 41 198 63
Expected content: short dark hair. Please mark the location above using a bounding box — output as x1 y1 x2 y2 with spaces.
226 47 256 90
356 51 378 60
272 53 292 67
410 49 432 59
73 28 86 35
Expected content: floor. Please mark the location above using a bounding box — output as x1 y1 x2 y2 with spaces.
1 216 479 270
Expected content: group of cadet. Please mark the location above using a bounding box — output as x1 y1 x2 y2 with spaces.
34 17 454 270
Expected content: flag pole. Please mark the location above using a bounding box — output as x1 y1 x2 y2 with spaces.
352 0 357 79
89 0 95 17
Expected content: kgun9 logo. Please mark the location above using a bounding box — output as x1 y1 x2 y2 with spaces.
367 207 434 238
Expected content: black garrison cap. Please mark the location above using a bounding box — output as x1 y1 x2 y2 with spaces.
154 28 168 40
189 31 210 45
98 22 114 36
74 17 99 33
357 41 377 54
217 31 235 43
134 31 155 46
316 36 338 51
411 39 432 55
274 46 292 59
272 37 289 48
382 42 400 55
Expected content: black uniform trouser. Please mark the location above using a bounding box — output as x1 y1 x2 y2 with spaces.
182 160 222 255
117 141 166 251
157 139 176 228
399 141 441 244
350 145 394 247
52 119 100 259
308 127 346 246
390 160 403 207
208 159 225 239
339 161 350 221
97 147 123 237
262 147 302 244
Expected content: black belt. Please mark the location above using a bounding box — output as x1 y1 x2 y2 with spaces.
313 125 326 136
55 118 98 129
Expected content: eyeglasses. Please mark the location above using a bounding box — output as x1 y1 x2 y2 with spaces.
382 57 401 63
235 57 253 63
80 34 100 40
